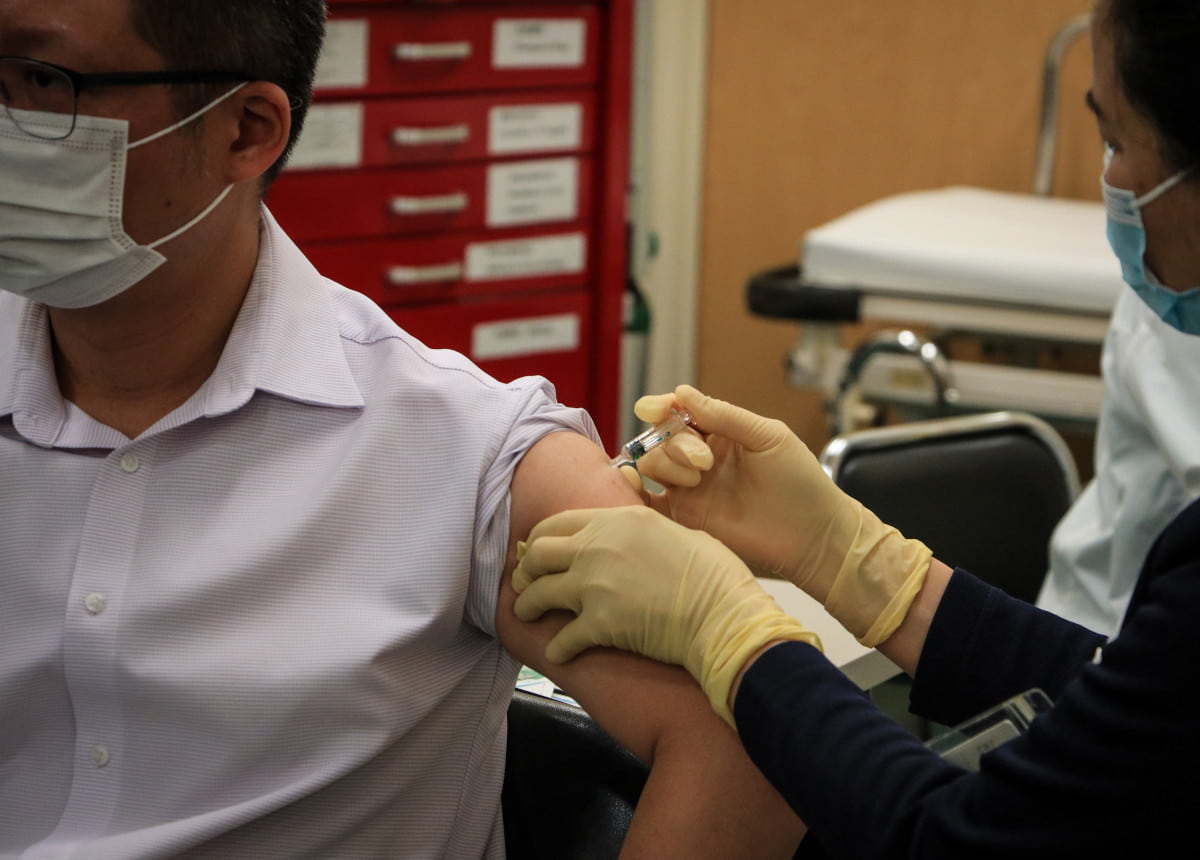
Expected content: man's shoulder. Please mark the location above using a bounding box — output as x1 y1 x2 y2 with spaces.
313 277 578 442
261 210 566 429
324 281 524 396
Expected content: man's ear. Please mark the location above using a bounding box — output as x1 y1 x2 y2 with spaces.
221 81 292 184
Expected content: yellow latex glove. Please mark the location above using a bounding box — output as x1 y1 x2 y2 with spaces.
512 505 821 727
625 385 932 647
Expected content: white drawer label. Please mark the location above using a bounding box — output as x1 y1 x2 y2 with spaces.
493 19 586 69
287 103 364 169
466 233 587 281
315 20 369 89
487 158 579 227
489 103 583 155
472 314 581 360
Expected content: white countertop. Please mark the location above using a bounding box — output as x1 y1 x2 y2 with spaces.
757 578 901 690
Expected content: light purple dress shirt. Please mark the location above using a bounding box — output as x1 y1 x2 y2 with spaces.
0 208 597 859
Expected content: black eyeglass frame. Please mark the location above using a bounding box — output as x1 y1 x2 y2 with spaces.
0 55 254 138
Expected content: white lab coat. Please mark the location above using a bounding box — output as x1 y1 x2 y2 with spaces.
1037 287 1200 636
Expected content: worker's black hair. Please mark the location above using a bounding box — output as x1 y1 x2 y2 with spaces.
129 0 328 188
1100 0 1200 172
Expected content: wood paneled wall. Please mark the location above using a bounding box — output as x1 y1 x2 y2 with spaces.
699 0 1097 448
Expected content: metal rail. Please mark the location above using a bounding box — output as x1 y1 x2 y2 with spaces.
1032 13 1093 196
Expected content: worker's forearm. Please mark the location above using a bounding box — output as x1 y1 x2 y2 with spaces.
728 559 954 713
875 559 954 676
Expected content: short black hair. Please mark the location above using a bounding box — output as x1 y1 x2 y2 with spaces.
1100 0 1200 172
129 0 328 188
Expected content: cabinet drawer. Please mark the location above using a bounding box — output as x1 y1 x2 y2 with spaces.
317 6 600 96
288 89 597 171
390 290 593 408
299 225 591 306
271 156 592 241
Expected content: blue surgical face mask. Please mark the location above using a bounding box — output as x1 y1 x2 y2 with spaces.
1101 147 1200 334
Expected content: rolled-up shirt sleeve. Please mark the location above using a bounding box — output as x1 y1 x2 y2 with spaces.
465 377 599 636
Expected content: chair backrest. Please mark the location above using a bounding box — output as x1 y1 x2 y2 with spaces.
503 689 648 860
819 411 1080 603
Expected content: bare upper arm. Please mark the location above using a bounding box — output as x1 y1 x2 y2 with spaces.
496 429 688 758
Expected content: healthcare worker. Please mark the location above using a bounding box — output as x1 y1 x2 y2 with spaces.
511 1 1200 856
1034 1 1200 637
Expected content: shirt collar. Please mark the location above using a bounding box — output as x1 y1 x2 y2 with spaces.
0 297 66 446
0 205 364 446
198 206 365 418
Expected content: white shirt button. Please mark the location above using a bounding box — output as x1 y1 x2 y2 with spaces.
91 745 110 768
84 593 107 615
120 453 140 473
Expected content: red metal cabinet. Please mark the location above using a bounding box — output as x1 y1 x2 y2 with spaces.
269 1 631 448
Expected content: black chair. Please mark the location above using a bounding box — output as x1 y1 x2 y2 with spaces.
819 411 1080 603
503 689 648 860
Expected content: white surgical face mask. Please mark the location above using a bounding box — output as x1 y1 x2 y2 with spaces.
0 83 246 309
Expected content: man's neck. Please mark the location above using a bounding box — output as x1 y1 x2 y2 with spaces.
48 206 262 440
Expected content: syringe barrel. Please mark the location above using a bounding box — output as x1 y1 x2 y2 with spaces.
616 408 694 464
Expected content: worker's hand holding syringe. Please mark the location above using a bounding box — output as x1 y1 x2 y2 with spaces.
609 385 933 646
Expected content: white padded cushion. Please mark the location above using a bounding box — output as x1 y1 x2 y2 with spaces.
802 187 1125 314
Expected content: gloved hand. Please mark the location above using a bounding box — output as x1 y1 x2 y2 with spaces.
623 385 932 647
512 505 821 727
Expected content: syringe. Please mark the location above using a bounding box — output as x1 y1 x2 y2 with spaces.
610 408 695 470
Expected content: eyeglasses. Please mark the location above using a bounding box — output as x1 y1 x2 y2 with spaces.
0 55 252 140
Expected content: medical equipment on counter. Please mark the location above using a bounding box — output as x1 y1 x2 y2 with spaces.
610 408 695 470
748 14 1106 436
927 688 1054 772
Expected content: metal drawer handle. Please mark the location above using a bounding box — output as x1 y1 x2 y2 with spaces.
387 263 464 285
389 192 469 216
394 41 473 62
391 124 471 147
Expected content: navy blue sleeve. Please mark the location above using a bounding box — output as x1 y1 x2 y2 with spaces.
734 555 1199 859
909 570 1104 725
737 642 963 859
